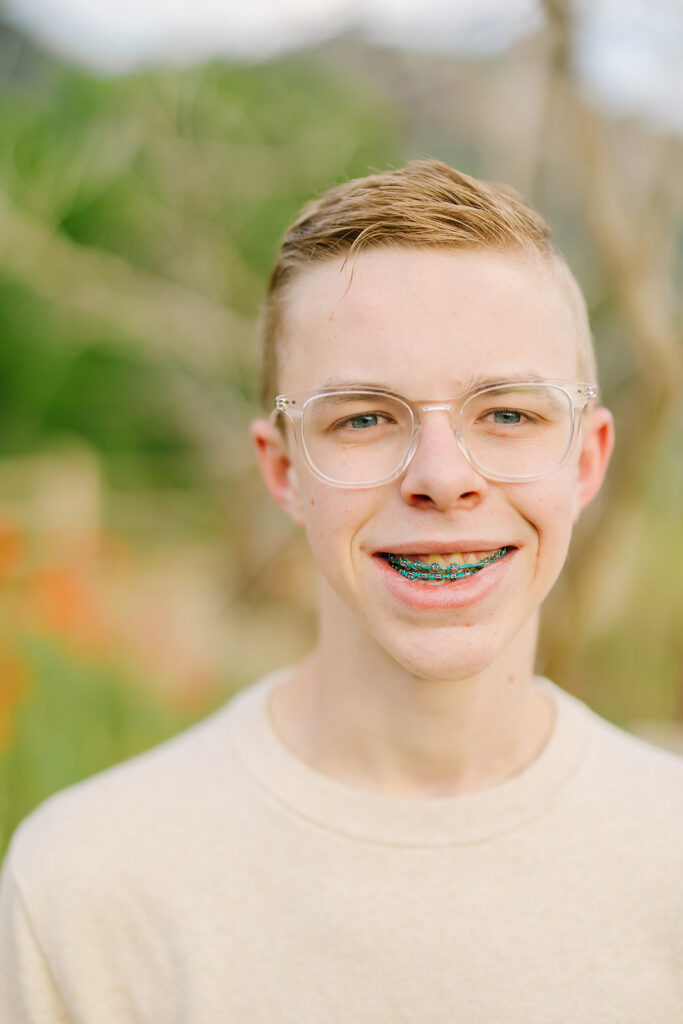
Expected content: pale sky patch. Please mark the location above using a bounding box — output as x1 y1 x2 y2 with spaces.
4 0 682 133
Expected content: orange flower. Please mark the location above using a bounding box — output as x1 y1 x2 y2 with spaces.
29 565 111 654
0 648 31 751
0 514 22 580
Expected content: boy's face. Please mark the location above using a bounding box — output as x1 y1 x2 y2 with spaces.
253 248 613 680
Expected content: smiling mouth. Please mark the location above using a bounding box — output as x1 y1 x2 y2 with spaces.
379 547 510 585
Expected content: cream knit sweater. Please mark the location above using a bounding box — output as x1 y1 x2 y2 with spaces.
1 671 682 1023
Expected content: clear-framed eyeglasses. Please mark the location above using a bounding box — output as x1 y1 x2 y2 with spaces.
272 379 598 488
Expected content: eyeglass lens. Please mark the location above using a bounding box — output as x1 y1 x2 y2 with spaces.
301 385 575 483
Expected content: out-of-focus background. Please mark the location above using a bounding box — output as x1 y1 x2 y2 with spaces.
0 0 681 855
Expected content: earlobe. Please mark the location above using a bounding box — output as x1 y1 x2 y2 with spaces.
572 406 615 521
250 419 306 526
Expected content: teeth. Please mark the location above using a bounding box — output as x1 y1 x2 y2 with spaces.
462 551 491 565
424 553 462 567
415 550 496 567
384 547 507 583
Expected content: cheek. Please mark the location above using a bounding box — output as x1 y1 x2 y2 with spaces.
527 486 576 571
513 480 575 552
298 486 375 561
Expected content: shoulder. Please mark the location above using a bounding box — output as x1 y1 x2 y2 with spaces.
570 694 683 829
4 677 275 904
0 674 290 993
587 705 683 787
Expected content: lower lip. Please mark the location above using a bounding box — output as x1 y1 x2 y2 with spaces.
371 550 515 610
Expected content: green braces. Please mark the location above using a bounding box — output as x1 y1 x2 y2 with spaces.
386 547 507 581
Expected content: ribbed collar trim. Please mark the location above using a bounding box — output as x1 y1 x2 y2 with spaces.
226 669 595 847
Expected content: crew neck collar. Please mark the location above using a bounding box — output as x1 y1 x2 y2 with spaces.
227 669 595 847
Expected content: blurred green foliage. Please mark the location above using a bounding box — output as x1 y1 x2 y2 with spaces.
0 23 681 858
0 31 401 845
0 635 202 856
0 42 398 480
0 280 194 479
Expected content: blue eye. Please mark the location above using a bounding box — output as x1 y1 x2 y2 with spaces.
492 409 523 424
347 414 381 429
327 406 398 434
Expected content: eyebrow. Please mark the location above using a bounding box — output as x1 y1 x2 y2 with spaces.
318 372 547 393
319 377 396 391
462 371 547 390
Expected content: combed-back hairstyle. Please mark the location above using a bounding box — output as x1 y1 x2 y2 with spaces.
259 160 596 408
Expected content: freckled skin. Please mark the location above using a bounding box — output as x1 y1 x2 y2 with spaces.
251 245 614 798
256 248 613 684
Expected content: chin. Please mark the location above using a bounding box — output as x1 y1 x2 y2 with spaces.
375 622 511 683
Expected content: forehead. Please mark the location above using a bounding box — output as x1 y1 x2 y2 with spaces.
279 247 581 395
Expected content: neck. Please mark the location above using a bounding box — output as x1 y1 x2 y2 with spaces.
269 585 555 798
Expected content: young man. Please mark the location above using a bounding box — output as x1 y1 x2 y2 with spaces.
1 161 681 1022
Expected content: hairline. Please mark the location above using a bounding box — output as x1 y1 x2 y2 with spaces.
264 240 596 408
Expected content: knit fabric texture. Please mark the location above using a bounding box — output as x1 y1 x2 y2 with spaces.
1 671 682 1022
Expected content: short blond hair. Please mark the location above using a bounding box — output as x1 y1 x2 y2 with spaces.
259 160 596 408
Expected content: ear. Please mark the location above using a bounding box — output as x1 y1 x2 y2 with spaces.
572 405 615 522
250 418 306 526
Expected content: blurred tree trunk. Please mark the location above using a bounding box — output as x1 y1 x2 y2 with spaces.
536 0 683 697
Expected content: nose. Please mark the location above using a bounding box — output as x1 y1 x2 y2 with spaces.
399 409 489 510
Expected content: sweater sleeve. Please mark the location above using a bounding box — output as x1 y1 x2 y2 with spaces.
0 849 73 1024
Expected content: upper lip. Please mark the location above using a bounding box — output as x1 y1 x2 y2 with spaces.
373 542 515 555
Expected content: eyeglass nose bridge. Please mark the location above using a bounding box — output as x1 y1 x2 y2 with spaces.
404 402 477 477
418 402 452 413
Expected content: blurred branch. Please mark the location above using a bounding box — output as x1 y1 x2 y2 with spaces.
570 110 681 389
0 186 252 375
537 0 683 684
158 369 256 477
146 134 356 200
539 0 682 388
